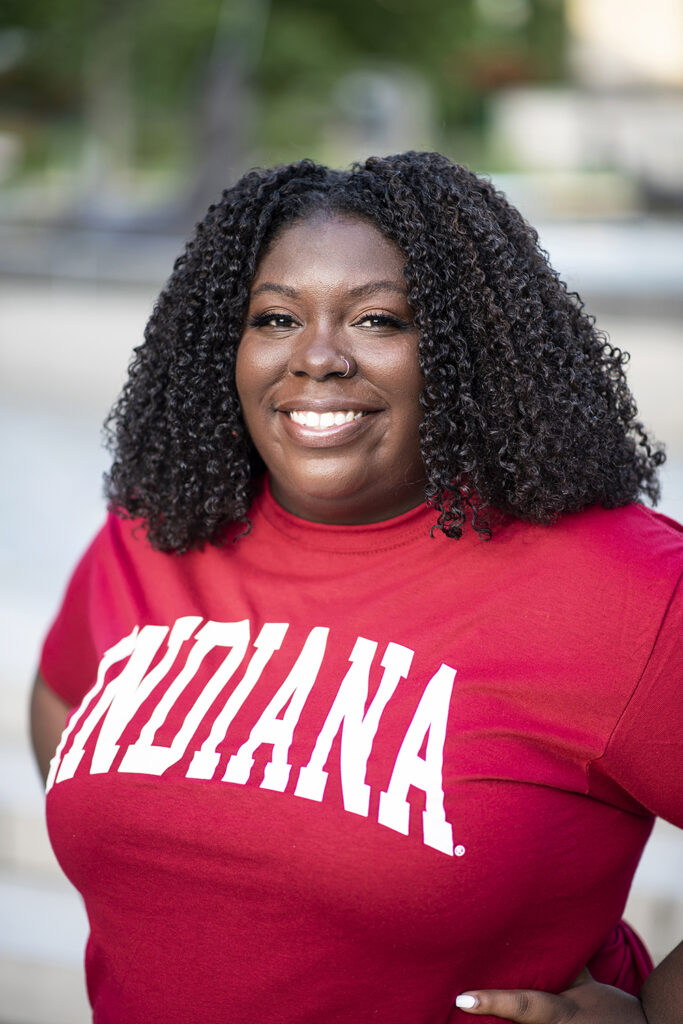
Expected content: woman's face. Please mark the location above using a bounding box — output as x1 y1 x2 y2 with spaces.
236 214 426 524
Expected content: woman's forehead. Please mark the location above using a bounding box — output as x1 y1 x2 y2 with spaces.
252 215 407 291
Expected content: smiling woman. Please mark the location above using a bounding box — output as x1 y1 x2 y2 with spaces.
236 215 425 523
30 153 682 1024
102 153 666 551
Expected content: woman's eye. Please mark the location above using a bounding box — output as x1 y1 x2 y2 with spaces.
353 313 411 329
247 312 299 329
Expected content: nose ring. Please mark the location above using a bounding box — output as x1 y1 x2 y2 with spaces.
340 357 351 378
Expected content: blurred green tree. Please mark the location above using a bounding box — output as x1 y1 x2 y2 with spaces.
0 0 565 208
257 0 565 163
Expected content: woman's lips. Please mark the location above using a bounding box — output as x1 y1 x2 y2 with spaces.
278 408 378 447
289 409 364 428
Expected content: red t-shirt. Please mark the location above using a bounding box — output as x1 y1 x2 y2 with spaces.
41 481 683 1024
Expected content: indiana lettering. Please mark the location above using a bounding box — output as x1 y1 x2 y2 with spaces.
46 617 458 857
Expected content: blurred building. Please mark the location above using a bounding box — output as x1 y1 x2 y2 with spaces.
489 0 683 215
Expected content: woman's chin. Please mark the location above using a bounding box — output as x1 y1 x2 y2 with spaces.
269 473 425 525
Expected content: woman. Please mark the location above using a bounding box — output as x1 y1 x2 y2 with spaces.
31 152 682 1023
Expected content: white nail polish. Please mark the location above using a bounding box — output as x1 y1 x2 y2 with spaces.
455 994 478 1009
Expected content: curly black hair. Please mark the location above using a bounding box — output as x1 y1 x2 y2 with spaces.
105 151 664 552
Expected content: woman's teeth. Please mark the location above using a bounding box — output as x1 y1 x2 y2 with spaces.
289 410 365 428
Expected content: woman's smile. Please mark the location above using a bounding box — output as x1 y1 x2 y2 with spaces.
236 214 426 524
278 405 376 447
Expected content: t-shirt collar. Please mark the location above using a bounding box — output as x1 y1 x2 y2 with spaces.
254 474 443 554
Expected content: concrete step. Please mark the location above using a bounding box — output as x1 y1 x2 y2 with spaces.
626 818 683 965
0 959 90 1024
0 869 90 1024
0 744 62 879
0 871 88 969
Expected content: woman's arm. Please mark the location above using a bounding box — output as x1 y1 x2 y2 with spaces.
454 942 683 1022
29 669 71 784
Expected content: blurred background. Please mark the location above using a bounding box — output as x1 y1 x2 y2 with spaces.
1 0 682 1021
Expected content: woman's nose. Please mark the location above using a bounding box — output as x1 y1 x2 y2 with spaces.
288 325 351 380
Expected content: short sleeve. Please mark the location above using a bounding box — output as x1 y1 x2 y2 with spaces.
40 524 108 707
588 572 683 826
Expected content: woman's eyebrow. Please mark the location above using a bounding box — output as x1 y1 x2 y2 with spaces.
250 280 406 299
250 282 298 298
347 281 407 299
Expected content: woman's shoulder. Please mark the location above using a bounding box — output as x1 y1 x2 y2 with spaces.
95 510 242 560
78 510 256 601
550 501 682 560
92 510 162 563
519 502 683 603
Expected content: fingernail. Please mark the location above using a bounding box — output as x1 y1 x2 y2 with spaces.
455 993 479 1009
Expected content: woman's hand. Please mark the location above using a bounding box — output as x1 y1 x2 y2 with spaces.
454 968 647 1022
455 938 683 1023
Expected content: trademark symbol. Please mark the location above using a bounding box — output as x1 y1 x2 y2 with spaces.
454 844 466 857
